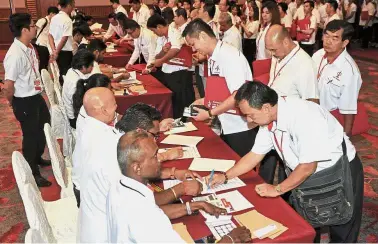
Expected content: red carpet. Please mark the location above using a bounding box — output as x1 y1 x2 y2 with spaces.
0 53 378 242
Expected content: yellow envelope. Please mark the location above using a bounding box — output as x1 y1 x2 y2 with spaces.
172 223 194 243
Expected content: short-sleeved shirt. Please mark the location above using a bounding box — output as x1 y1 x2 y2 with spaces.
4 39 42 97
49 11 73 51
256 24 271 60
325 13 341 28
128 27 157 66
313 48 362 114
115 4 128 16
107 176 185 243
243 20 259 39
104 24 125 40
207 41 252 135
222 25 242 51
133 6 151 27
281 14 293 28
300 15 318 45
252 97 356 173
345 3 357 24
35 16 50 47
268 43 318 99
359 1 376 26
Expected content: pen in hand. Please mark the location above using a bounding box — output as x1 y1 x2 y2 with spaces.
207 169 215 190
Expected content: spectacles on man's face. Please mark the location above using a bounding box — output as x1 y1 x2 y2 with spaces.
147 130 160 141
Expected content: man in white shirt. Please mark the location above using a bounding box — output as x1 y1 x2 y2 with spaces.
206 81 363 243
297 0 318 56
218 0 236 24
130 0 151 27
62 49 95 129
35 6 59 71
313 20 362 136
325 0 340 28
218 12 242 51
279 2 293 31
125 19 157 71
343 0 357 24
359 0 376 48
183 19 256 158
159 0 169 11
3 13 52 187
287 0 297 18
147 14 195 119
103 13 125 43
48 0 75 84
111 0 128 16
107 130 252 243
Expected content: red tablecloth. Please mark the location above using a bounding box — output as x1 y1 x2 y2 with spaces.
159 122 316 243
103 47 132 67
115 73 173 118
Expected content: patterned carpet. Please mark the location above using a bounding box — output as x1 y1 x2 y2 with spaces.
0 52 377 243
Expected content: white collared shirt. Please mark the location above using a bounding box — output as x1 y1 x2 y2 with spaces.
74 116 122 243
129 27 157 66
252 97 356 173
222 25 242 51
345 3 357 24
256 24 271 60
313 48 362 114
318 4 328 28
325 13 341 28
293 5 320 24
62 68 88 119
208 20 220 39
281 14 293 28
4 39 42 97
107 176 185 243
104 24 125 40
91 61 102 75
35 16 50 47
133 6 151 27
268 43 318 99
300 15 318 45
115 4 128 16
359 1 376 26
208 41 252 135
243 20 259 39
288 2 297 18
49 11 73 51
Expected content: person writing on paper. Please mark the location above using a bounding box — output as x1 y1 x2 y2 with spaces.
107 130 252 243
103 13 126 44
206 81 364 243
313 20 362 137
182 19 255 158
124 19 157 74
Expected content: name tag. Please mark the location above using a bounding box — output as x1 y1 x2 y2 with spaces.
34 79 42 91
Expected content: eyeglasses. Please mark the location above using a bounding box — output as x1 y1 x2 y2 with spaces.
147 130 160 140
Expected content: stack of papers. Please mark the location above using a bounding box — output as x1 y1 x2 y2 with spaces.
164 122 198 135
161 135 204 147
91 22 103 29
234 210 288 240
158 146 200 159
205 219 237 240
188 158 235 172
172 223 194 243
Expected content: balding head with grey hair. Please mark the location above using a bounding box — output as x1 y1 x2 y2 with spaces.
218 12 232 28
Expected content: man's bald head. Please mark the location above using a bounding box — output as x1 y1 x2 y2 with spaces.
265 24 295 60
265 24 290 44
83 87 117 124
218 12 232 32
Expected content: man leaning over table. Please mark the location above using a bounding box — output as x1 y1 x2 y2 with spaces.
205 81 364 243
103 13 126 45
107 130 252 243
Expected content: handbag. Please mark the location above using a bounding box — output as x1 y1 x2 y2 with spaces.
288 140 354 228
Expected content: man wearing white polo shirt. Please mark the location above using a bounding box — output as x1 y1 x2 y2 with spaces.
206 81 364 243
297 0 317 56
325 0 340 28
111 0 128 16
313 20 362 136
218 12 242 51
103 13 126 43
130 0 151 27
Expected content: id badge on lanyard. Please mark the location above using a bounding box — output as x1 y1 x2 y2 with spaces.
273 130 292 176
23 46 42 91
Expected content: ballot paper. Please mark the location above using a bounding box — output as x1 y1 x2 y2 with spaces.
91 22 103 29
205 219 237 240
158 146 200 159
188 158 235 172
106 48 117 53
161 135 204 147
115 71 141 85
164 122 198 135
215 190 254 213
172 223 194 243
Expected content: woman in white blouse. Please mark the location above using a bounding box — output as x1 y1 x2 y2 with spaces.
241 4 260 69
255 1 281 60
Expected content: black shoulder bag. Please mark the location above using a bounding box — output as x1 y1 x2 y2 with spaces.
31 18 48 45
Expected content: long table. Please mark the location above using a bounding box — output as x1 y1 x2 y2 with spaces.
159 122 316 243
103 47 132 67
115 72 173 118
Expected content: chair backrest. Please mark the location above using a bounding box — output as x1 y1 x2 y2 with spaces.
23 184 56 243
12 151 39 197
41 69 56 106
25 228 48 243
44 123 68 189
252 58 272 77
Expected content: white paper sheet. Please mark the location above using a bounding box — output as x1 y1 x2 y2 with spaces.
106 48 117 53
216 190 254 213
160 135 204 147
188 158 235 172
253 224 277 239
205 219 237 240
164 122 198 135
91 22 103 29
158 146 200 159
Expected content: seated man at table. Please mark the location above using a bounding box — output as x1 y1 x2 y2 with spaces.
87 39 130 82
62 49 95 129
206 81 364 243
103 13 125 44
116 102 183 162
107 130 252 243
147 14 195 119
124 19 157 73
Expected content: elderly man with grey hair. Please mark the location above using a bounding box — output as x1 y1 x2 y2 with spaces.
106 130 252 243
218 12 242 51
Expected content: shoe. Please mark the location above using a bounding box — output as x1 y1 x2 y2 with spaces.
35 175 52 187
38 158 51 167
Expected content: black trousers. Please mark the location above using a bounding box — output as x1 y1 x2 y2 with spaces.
361 26 373 48
163 70 195 119
221 127 259 157
57 50 73 84
314 155 364 243
195 65 205 98
12 94 51 176
73 183 80 208
34 45 49 72
300 43 315 57
243 38 256 72
316 28 323 49
373 23 378 43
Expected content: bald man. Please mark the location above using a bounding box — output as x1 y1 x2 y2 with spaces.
218 12 242 51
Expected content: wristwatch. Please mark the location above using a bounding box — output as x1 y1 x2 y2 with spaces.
275 184 282 194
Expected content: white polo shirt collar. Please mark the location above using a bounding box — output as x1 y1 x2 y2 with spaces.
14 38 29 52
269 97 289 133
119 176 154 202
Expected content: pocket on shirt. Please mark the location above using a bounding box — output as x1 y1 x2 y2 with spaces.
329 79 342 98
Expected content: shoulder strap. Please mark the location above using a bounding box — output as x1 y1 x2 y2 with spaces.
342 139 347 156
36 18 48 40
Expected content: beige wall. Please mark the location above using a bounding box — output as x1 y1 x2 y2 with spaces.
0 0 26 9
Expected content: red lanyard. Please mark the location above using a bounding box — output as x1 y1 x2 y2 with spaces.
317 55 328 80
270 46 301 87
20 45 39 79
273 130 286 162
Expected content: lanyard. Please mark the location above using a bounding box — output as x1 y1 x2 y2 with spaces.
270 46 301 87
317 55 328 80
19 44 39 80
273 130 286 162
